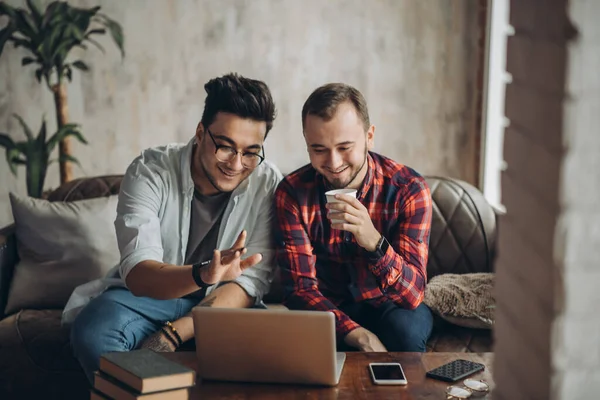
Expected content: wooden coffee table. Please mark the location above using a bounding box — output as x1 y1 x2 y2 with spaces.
163 352 494 399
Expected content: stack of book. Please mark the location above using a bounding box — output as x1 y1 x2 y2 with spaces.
91 349 196 399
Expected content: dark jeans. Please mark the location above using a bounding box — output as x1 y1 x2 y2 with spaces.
337 301 433 352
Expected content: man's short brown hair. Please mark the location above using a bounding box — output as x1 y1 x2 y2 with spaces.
301 83 370 131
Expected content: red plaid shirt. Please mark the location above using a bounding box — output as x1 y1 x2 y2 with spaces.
274 152 432 338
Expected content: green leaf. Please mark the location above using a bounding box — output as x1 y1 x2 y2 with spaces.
6 147 25 176
12 114 35 141
26 151 48 198
47 124 87 153
37 119 47 146
85 28 106 37
42 1 61 29
85 36 105 53
0 3 18 19
58 153 81 167
64 65 72 82
72 60 89 71
0 25 16 57
0 133 16 150
67 129 88 145
26 0 43 29
21 56 36 66
12 38 33 51
35 67 43 83
102 16 125 57
15 9 38 38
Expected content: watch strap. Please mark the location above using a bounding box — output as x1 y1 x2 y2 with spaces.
192 260 215 288
368 235 389 261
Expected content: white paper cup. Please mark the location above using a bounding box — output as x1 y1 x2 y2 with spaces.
325 189 357 224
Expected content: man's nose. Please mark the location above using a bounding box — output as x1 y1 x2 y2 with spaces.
327 151 343 170
227 152 245 171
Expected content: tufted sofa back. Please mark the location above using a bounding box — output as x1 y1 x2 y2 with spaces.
44 175 496 301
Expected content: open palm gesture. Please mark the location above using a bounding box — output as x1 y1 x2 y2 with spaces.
200 230 262 285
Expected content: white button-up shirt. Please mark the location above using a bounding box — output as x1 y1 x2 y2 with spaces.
62 138 282 324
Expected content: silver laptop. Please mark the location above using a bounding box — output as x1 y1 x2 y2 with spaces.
192 307 346 386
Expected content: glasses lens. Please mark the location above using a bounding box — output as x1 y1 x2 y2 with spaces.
463 379 489 393
242 154 261 168
216 147 236 162
446 386 471 399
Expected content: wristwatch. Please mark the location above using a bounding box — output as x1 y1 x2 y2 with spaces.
367 235 390 261
191 260 215 288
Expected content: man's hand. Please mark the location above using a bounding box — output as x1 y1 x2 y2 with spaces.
344 327 388 352
200 230 263 285
326 195 382 252
139 329 177 352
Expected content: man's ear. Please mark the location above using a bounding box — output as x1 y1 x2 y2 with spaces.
195 122 205 143
367 125 376 150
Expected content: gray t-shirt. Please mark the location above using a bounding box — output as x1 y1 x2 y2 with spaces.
184 189 231 298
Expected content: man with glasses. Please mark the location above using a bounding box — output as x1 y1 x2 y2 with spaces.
66 73 282 383
274 83 433 353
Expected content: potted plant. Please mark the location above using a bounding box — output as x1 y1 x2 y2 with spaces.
0 114 86 198
0 0 124 184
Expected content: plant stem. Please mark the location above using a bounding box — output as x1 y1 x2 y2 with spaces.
52 82 72 183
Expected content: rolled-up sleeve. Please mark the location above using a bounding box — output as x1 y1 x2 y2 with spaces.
114 159 165 281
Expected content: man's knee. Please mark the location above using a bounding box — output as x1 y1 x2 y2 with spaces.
378 303 433 352
70 291 130 357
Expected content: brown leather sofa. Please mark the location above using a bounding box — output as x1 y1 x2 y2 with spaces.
0 175 496 399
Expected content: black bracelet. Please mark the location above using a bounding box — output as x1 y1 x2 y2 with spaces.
160 327 179 349
192 260 215 288
164 321 183 347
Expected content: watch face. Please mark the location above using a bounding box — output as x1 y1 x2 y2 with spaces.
379 236 389 254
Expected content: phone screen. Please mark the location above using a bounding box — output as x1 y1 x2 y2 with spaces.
371 364 406 381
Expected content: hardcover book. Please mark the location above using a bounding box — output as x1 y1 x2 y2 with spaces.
99 349 195 393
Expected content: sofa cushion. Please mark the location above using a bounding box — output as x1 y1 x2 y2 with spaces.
423 273 495 329
0 310 88 399
5 193 120 315
425 177 496 279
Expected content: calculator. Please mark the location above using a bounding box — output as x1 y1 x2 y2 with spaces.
425 359 485 382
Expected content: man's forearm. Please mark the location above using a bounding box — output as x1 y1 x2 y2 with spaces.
169 282 253 343
125 260 200 300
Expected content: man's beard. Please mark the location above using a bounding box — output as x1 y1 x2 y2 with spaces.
195 145 242 194
327 147 368 189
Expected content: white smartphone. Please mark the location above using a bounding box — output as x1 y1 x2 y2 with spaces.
368 362 408 385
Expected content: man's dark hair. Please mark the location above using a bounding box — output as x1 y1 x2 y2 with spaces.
200 73 276 138
301 83 370 131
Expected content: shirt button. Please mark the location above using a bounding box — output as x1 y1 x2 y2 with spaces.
345 236 351 242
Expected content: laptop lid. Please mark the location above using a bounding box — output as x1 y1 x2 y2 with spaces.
192 307 345 386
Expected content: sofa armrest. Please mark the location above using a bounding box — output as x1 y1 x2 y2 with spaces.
0 224 18 319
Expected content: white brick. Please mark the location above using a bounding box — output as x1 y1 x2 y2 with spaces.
557 316 600 368
559 370 600 400
563 271 600 316
566 42 600 95
558 212 600 269
562 95 600 153
559 154 600 211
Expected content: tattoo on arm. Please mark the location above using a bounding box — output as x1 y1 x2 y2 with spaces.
199 295 217 307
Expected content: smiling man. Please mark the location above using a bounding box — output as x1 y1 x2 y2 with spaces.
66 73 282 383
274 83 433 352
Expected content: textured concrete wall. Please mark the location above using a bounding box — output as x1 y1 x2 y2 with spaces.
552 0 600 398
0 0 480 225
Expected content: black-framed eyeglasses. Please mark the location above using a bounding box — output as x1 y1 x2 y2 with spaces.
205 128 265 169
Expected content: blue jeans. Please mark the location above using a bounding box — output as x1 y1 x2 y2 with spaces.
338 301 433 352
70 287 199 384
